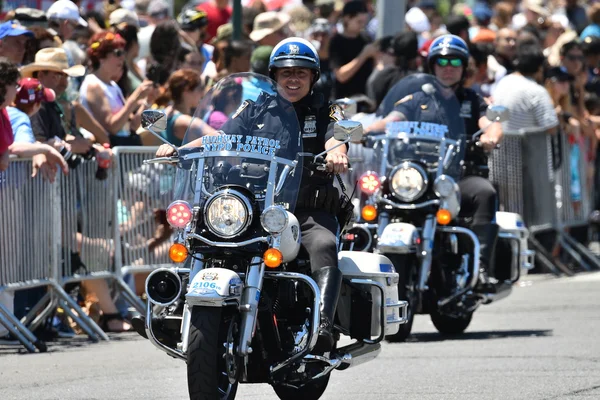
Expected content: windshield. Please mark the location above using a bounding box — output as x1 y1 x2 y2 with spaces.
173 73 302 212
368 74 465 179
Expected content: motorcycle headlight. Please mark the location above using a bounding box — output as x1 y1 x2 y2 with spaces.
433 175 457 198
260 205 288 234
204 190 252 238
389 162 428 202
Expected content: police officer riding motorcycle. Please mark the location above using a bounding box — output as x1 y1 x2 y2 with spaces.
145 38 408 399
368 34 503 292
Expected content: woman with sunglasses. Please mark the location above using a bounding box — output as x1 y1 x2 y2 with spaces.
368 34 504 292
80 31 154 146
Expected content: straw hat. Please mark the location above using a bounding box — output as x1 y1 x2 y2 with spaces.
20 48 85 78
250 11 291 42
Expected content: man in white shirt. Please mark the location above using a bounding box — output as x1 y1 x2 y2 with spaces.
493 44 559 134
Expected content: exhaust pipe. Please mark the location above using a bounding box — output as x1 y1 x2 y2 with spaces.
146 268 182 306
335 342 381 371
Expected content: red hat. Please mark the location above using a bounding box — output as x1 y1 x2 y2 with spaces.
15 78 55 105
419 38 434 58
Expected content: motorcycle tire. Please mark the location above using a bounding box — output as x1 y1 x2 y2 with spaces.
272 375 330 400
430 310 473 336
187 307 239 400
385 254 417 343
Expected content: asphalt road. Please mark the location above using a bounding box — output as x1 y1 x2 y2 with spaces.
1 272 600 400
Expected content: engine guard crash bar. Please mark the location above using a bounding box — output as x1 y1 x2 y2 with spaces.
435 226 480 307
376 196 440 210
187 232 269 248
268 272 321 376
144 268 190 360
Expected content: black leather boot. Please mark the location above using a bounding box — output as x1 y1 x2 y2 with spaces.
471 224 499 292
312 266 343 354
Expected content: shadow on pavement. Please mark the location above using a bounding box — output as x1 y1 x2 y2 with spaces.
407 329 553 343
0 332 141 356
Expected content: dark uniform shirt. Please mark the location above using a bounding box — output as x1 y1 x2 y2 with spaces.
31 101 67 142
218 91 345 211
391 86 489 174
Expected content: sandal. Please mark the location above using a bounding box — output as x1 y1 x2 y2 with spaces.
100 313 134 333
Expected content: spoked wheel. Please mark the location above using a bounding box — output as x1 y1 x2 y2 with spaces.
187 307 240 400
385 254 418 342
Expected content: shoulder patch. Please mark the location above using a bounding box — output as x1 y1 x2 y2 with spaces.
232 101 249 119
394 94 413 106
329 104 344 122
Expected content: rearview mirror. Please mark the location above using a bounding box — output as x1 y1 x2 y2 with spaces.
142 109 168 132
486 105 509 123
333 120 363 143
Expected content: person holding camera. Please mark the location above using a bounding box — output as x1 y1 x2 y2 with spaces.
80 31 154 146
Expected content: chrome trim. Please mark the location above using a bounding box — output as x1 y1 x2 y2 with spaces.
376 196 440 210
204 189 253 239
275 165 291 196
187 232 269 247
269 272 321 376
433 174 457 198
349 279 385 344
260 205 289 234
180 305 192 354
435 226 481 307
181 150 297 167
303 355 344 381
238 257 264 356
389 161 428 202
417 215 436 291
145 300 186 360
145 268 182 307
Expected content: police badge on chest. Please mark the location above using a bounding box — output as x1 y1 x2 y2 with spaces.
460 101 472 118
303 115 317 138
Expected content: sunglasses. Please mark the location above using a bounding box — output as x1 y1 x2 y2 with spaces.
112 49 125 57
436 58 463 68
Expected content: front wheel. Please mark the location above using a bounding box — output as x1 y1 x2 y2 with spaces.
272 375 331 400
385 254 417 342
187 307 239 400
430 310 473 336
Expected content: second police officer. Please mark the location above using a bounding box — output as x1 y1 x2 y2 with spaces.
367 34 504 291
156 37 349 353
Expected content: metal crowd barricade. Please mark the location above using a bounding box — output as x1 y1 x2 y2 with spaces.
553 133 600 271
0 159 104 352
52 159 145 316
113 147 176 292
489 129 600 274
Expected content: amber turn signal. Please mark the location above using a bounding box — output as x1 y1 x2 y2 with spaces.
361 205 377 221
169 243 188 263
436 209 452 225
264 248 283 268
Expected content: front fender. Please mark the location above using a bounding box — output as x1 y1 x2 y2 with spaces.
377 223 420 254
186 268 243 307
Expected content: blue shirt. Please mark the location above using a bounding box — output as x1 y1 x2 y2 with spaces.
7 107 35 144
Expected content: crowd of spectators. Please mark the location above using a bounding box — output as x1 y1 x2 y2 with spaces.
1 0 599 338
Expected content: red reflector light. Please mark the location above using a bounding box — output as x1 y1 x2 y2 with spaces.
167 201 193 229
359 172 380 195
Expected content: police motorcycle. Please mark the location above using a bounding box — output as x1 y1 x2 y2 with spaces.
359 74 532 342
138 73 408 400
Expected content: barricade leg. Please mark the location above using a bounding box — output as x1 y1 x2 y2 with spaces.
114 277 146 314
0 303 42 353
528 235 574 276
20 292 51 328
51 283 109 342
558 233 592 271
25 296 56 334
561 232 600 270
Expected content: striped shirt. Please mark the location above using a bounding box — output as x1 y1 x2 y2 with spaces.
492 74 559 134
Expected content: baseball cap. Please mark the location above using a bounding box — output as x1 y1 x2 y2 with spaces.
109 8 140 29
47 0 88 27
15 78 56 105
147 0 169 18
0 21 33 39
